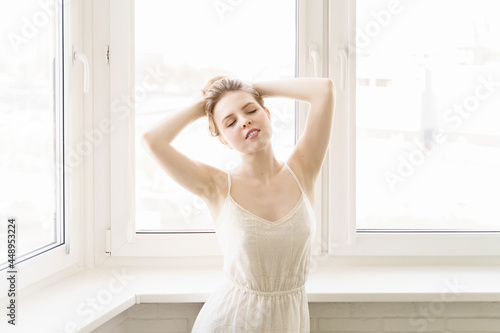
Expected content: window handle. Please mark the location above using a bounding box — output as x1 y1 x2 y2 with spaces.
336 45 348 90
309 44 320 78
73 49 90 93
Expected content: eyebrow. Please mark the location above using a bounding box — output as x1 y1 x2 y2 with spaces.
221 102 255 123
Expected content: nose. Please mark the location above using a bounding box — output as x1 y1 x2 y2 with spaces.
241 118 252 128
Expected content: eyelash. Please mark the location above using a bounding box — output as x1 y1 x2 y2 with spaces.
227 110 257 127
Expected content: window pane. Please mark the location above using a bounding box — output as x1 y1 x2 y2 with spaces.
135 0 296 231
0 0 64 268
356 0 500 230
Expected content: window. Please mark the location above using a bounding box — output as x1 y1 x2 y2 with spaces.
356 0 500 232
0 0 66 270
105 0 500 263
134 0 297 232
329 0 500 257
105 0 327 259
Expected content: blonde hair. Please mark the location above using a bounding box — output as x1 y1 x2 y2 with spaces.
202 76 265 137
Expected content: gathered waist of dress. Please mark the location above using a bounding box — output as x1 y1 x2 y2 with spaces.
224 275 305 297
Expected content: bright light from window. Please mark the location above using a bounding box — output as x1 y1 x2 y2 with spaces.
135 0 296 231
356 0 500 230
0 0 64 267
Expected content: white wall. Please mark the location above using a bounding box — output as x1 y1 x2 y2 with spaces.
91 302 500 333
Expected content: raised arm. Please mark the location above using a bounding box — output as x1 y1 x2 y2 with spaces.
141 99 217 200
253 78 336 182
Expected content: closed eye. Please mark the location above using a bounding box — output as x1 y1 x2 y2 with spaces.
227 110 257 127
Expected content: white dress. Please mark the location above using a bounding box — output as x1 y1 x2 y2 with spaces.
191 162 316 333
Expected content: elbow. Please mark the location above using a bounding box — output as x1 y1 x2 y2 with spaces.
324 78 336 96
320 78 336 105
310 78 336 106
141 132 155 150
141 132 150 145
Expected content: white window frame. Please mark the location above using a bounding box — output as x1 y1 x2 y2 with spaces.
328 0 500 260
99 0 329 265
1 0 86 292
98 0 500 269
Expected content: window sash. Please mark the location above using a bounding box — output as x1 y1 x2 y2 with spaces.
105 0 328 260
327 0 500 257
0 0 85 290
103 0 500 265
0 0 65 270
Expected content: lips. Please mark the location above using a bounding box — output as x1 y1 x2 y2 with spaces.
246 128 260 139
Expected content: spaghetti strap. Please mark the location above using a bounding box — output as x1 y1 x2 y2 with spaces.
226 172 232 197
284 162 305 194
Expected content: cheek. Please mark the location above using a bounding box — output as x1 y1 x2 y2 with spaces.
215 120 226 136
261 113 271 124
219 126 231 140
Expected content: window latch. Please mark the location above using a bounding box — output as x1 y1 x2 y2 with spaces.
309 44 320 78
72 48 90 93
336 44 348 91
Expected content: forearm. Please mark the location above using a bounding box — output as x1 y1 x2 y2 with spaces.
142 99 205 147
252 77 334 104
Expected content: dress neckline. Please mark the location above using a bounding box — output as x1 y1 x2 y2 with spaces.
221 161 306 226
227 192 304 226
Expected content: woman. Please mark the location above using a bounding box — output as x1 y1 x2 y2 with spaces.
142 76 335 332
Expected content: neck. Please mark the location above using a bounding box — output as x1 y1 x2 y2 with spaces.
234 143 283 184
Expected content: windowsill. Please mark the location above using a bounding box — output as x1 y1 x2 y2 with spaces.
3 264 500 332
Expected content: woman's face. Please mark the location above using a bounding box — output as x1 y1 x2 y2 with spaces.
213 90 272 153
